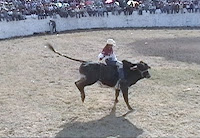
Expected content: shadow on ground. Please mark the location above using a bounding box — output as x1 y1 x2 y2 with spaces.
56 107 143 137
133 37 200 64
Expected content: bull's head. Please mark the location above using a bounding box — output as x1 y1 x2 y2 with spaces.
130 61 151 78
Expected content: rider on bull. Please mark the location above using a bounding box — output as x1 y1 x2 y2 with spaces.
98 39 124 81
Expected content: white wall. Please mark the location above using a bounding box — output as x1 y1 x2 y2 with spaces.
0 12 200 39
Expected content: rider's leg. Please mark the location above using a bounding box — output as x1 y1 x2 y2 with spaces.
116 61 124 79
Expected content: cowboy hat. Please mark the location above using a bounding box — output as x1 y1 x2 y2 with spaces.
106 39 116 46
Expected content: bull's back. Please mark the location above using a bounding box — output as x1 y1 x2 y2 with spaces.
79 62 101 79
79 62 119 87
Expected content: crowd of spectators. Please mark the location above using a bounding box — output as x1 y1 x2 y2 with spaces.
0 0 200 22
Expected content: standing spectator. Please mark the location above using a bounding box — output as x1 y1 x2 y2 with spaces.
159 2 164 13
152 4 156 14
186 2 190 12
198 2 200 13
48 3 54 17
97 6 104 16
74 6 80 18
0 9 4 21
180 2 184 13
143 3 149 13
103 5 108 17
49 20 56 34
7 9 13 21
194 3 198 13
2 9 10 22
138 4 143 15
189 2 194 13
171 2 175 14
175 2 179 13
165 3 170 14
149 3 153 14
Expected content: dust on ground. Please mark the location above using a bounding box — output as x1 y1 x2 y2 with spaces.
0 29 200 137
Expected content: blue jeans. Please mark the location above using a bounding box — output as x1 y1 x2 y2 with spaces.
105 59 116 66
105 59 124 79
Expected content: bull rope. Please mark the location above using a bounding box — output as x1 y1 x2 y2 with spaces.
46 43 86 63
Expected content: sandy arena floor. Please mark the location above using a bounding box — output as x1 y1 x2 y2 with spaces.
0 29 200 137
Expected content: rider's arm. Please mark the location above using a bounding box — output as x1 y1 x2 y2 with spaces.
98 53 105 61
105 53 117 61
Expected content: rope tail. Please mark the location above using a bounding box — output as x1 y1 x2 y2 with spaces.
46 43 86 63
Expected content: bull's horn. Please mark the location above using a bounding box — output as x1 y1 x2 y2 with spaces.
130 66 137 70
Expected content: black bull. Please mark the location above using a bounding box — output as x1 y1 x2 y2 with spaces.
47 43 151 110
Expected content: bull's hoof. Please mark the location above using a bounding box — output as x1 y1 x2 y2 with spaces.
128 106 133 111
122 109 135 117
81 95 85 103
81 98 85 103
111 106 116 113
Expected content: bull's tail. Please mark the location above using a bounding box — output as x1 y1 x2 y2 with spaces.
46 43 86 63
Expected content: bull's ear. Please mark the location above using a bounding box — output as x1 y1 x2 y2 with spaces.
122 60 132 67
140 61 144 63
122 60 135 67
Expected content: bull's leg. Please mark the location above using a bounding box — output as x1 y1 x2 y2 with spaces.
75 77 86 102
121 88 133 110
115 89 120 103
112 89 120 111
75 76 97 102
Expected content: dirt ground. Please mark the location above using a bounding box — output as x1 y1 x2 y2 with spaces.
0 29 200 137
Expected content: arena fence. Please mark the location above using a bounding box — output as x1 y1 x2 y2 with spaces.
0 12 200 39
